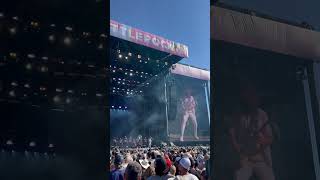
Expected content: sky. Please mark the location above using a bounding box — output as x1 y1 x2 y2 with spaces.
220 0 320 30
110 0 210 70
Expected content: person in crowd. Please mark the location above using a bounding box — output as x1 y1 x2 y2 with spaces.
139 158 154 180
124 161 143 180
121 153 134 176
174 157 199 180
147 157 168 180
189 157 201 179
168 165 176 178
111 154 124 180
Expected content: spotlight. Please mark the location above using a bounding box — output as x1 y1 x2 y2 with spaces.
139 60 142 63
29 141 36 147
66 97 72 104
65 26 73 31
117 49 121 53
125 72 128 75
112 70 116 73
11 82 18 86
12 16 18 20
55 88 63 92
9 90 15 97
63 36 72 45
48 144 54 148
40 86 46 91
138 55 141 59
30 21 39 27
98 44 104 49
96 93 103 97
24 84 30 88
48 35 55 42
9 27 17 35
42 56 48 60
128 52 132 56
125 56 128 60
6 140 13 145
53 95 61 103
130 73 133 76
119 106 122 109
112 90 115 93
111 106 114 108
67 90 74 93
118 54 123 59
25 63 32 70
27 54 36 59
9 52 17 58
125 106 127 109
50 24 56 27
40 66 48 72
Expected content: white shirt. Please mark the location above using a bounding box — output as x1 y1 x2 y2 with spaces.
170 173 199 180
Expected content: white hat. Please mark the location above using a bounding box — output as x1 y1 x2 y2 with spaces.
139 159 150 169
179 157 191 171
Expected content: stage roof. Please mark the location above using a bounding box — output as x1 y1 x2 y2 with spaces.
171 63 210 81
211 5 320 61
109 21 188 97
110 20 189 58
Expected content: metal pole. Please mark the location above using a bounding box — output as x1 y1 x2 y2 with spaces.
204 82 210 125
164 76 169 138
303 67 320 179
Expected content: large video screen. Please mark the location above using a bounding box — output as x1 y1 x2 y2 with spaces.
167 74 210 142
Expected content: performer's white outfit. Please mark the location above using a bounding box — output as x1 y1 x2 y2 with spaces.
180 95 199 141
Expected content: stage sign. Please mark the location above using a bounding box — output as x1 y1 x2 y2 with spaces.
110 20 189 58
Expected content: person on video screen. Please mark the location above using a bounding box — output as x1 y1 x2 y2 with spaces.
229 81 275 180
180 89 199 141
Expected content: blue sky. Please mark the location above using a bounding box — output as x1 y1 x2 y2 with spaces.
110 0 210 70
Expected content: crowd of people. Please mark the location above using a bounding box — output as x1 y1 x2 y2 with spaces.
112 136 153 148
110 145 210 180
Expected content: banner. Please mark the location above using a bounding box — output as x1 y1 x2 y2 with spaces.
110 20 189 58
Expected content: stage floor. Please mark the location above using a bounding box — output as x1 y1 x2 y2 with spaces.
168 134 210 142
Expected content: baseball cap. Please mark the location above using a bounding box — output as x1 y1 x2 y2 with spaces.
179 157 191 171
139 159 150 169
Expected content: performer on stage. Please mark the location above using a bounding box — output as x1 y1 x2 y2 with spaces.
229 81 275 180
180 89 199 141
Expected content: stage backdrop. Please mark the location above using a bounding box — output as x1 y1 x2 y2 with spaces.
167 73 210 141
